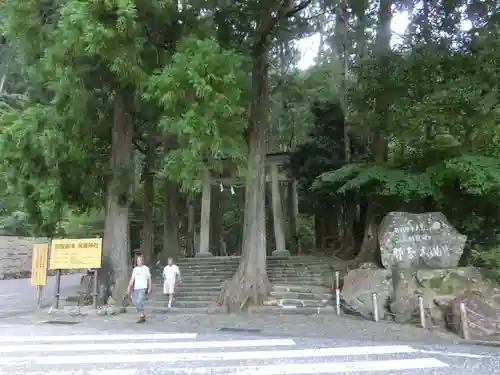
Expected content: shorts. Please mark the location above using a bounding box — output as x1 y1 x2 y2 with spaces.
163 281 176 294
132 289 147 312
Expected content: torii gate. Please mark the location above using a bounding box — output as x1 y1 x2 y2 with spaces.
196 152 300 257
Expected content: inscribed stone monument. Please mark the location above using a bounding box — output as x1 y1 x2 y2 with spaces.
379 212 466 269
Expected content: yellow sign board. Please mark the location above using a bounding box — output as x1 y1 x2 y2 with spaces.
31 244 49 286
49 238 102 270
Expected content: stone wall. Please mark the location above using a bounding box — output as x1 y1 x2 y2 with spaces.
0 236 82 280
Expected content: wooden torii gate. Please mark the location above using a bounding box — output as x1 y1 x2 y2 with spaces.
196 152 300 257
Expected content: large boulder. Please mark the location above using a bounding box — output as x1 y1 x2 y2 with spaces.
379 211 466 269
342 265 497 330
341 263 392 319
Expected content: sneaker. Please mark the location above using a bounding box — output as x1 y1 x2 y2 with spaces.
167 302 172 308
136 316 146 323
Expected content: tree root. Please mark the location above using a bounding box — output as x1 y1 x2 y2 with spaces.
217 263 272 312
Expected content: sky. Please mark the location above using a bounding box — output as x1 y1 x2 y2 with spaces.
297 11 410 70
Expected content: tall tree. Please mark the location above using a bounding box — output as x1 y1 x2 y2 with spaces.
217 0 312 309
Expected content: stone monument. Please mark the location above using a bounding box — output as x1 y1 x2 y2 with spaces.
379 212 467 269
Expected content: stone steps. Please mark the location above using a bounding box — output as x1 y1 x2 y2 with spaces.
263 298 331 308
147 299 211 309
145 256 335 314
269 291 333 300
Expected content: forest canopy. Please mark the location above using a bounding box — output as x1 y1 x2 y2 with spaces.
0 0 499 305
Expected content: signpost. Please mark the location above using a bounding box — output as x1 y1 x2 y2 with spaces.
30 244 49 307
49 238 103 309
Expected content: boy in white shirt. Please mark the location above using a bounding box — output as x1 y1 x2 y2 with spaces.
127 253 152 323
163 257 181 308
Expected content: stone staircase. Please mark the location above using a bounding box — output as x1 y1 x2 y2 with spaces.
147 256 336 313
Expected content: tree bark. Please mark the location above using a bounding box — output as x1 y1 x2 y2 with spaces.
356 0 392 264
217 49 272 310
140 154 154 265
162 180 181 261
100 89 133 305
217 0 311 309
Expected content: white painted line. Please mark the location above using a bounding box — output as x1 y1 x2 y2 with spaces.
0 339 296 353
0 293 21 298
166 358 449 374
88 371 137 375
0 345 417 365
0 333 197 343
418 349 489 359
22 371 137 375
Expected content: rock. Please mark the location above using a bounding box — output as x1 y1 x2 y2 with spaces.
96 308 107 316
68 307 81 316
78 275 94 306
341 268 392 319
450 291 500 340
271 249 291 257
48 306 59 315
417 267 492 296
106 306 118 315
359 262 378 270
379 211 466 269
389 265 418 323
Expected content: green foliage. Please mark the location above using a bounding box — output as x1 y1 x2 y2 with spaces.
146 36 248 191
471 247 500 283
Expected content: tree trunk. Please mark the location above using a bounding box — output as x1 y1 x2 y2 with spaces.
140 154 154 266
356 0 392 264
354 202 378 264
162 180 181 261
217 49 272 310
100 89 133 305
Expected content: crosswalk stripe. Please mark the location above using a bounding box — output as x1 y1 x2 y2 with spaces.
0 333 197 343
0 345 417 365
164 358 449 374
0 333 450 374
15 358 450 375
0 338 296 353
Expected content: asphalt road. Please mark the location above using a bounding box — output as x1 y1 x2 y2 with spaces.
0 274 82 319
0 325 498 375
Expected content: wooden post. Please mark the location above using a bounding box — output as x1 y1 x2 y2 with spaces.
418 295 426 329
53 269 62 309
270 164 286 253
335 288 340 315
210 185 223 256
288 180 300 254
197 167 212 257
186 193 196 257
92 269 99 309
372 293 379 322
459 302 471 340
